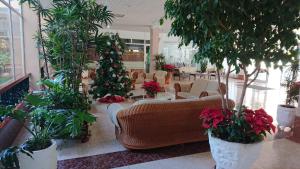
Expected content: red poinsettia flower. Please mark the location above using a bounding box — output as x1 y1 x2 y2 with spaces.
142 81 161 96
98 95 125 103
199 107 276 143
200 108 232 129
244 108 276 134
163 64 176 71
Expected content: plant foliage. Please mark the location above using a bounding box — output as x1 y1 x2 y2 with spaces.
162 0 300 110
19 0 114 92
200 108 275 143
154 54 166 71
90 34 131 98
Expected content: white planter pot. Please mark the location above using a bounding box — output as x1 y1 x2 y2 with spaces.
276 105 296 127
18 140 57 169
208 132 262 169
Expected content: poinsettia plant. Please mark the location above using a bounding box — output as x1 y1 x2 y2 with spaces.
142 81 161 97
163 64 176 72
98 94 125 103
200 108 276 143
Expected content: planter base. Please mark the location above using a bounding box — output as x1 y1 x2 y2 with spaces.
209 132 262 169
277 105 296 127
18 140 57 169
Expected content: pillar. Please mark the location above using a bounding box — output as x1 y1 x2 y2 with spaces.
150 26 160 73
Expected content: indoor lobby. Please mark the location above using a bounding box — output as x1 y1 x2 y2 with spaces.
0 0 300 169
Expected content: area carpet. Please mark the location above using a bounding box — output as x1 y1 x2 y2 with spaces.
58 141 210 169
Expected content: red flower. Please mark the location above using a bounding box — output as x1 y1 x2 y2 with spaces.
98 95 125 103
163 64 176 71
244 108 276 134
200 108 232 129
142 81 161 95
199 107 276 143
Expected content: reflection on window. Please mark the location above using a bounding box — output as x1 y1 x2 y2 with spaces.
0 0 24 86
162 43 197 66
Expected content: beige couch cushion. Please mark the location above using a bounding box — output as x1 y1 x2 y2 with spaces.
190 79 209 96
178 79 221 98
177 92 198 99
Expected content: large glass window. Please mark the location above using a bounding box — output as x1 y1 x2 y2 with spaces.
0 0 24 86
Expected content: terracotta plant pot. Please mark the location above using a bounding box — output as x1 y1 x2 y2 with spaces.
277 104 296 127
208 132 262 169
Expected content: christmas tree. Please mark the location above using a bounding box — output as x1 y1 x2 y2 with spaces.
91 33 131 99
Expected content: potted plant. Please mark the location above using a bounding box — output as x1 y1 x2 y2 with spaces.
200 108 275 169
0 96 58 169
199 59 208 73
38 76 96 141
277 60 300 127
162 0 299 168
154 54 166 71
163 64 176 84
142 81 161 98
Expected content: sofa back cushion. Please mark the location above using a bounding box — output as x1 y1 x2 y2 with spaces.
189 79 221 97
206 80 219 91
190 79 209 96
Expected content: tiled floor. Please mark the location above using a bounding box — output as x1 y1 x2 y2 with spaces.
14 77 300 169
115 139 300 169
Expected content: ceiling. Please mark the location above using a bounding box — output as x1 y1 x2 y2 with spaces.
40 0 169 32
97 0 168 32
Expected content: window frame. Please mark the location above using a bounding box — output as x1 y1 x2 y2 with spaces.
0 0 25 87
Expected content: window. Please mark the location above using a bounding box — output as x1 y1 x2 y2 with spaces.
0 0 24 86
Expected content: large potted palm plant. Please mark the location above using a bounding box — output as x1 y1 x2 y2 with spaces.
162 0 300 169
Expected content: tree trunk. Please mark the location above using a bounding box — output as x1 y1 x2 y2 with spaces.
216 69 226 110
225 65 231 109
238 68 248 112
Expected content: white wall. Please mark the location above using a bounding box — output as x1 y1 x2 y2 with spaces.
23 4 40 88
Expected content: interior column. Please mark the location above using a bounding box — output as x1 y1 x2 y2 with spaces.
150 26 160 73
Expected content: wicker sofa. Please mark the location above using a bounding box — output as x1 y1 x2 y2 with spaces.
107 95 234 149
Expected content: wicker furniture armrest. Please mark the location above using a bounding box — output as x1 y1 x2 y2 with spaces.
174 82 193 98
199 91 209 98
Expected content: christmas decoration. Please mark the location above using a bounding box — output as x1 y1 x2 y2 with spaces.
98 94 125 103
91 34 131 99
142 81 161 98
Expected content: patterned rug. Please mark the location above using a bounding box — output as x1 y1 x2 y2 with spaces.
58 141 210 169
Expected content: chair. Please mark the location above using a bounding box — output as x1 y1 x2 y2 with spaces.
154 70 167 87
174 79 226 99
131 71 143 89
173 68 181 81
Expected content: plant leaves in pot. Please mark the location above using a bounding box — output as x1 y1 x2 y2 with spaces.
0 97 58 169
200 108 276 169
277 60 300 128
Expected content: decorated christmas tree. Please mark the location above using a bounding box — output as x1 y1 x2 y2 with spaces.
91 33 131 99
